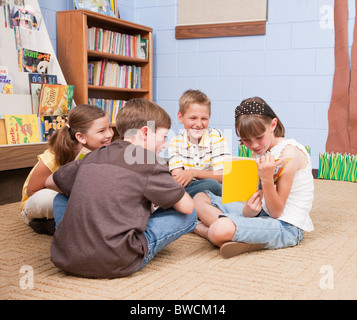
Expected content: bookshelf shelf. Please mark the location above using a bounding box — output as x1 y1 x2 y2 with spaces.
56 9 153 106
0 143 47 171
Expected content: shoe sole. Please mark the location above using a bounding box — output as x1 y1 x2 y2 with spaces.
220 242 263 259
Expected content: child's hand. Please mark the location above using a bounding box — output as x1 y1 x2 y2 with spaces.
257 154 283 185
243 190 262 217
172 169 194 187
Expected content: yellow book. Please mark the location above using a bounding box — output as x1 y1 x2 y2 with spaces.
222 156 291 204
4 114 40 144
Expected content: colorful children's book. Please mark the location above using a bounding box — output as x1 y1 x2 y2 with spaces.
3 114 40 144
18 48 50 73
38 84 74 116
40 115 67 141
222 156 291 204
0 66 13 94
28 73 57 84
73 0 115 17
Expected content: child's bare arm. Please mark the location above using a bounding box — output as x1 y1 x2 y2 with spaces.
27 160 52 197
172 168 223 186
259 146 301 218
45 174 63 194
172 191 194 214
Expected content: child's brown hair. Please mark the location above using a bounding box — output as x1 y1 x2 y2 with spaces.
179 89 211 116
235 97 285 141
115 98 171 139
49 104 107 165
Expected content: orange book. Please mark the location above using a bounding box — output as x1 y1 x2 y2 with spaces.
38 84 74 116
222 156 291 203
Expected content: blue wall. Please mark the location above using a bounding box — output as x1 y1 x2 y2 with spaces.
38 0 357 169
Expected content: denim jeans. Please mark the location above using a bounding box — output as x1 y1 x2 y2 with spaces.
185 179 222 197
205 190 304 250
52 193 198 270
53 193 68 228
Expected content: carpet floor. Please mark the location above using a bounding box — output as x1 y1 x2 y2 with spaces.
1 179 356 300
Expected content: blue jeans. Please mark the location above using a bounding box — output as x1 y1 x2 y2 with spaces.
52 193 198 269
185 179 222 197
205 191 304 250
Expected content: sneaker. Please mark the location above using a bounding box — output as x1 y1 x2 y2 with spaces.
29 218 56 236
220 242 263 259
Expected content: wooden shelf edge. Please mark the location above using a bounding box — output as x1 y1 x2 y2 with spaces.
57 9 153 32
87 50 149 64
0 143 48 171
88 85 148 92
175 20 266 39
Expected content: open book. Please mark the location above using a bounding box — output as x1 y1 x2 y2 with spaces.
222 156 291 204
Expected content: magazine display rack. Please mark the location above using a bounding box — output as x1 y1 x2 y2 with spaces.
56 9 153 109
0 0 67 171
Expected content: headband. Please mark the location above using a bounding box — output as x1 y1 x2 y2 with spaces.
235 100 276 119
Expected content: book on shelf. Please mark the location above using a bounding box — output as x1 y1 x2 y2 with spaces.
88 59 141 89
3 114 40 144
87 27 148 59
40 115 67 141
28 73 57 84
73 0 115 18
18 48 51 73
222 156 291 204
38 84 74 116
10 4 41 30
0 118 7 145
0 66 13 94
88 98 126 123
139 39 148 59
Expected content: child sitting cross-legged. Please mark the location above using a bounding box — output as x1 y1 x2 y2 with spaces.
45 98 196 279
194 97 314 258
169 89 231 198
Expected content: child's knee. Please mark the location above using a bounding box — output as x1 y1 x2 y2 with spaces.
193 192 210 206
208 218 236 246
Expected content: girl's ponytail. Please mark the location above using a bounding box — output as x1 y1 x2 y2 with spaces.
48 125 76 165
48 105 107 166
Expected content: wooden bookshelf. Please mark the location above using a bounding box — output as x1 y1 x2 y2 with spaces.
0 143 47 171
56 9 153 107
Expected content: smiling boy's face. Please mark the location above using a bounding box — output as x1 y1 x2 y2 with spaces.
178 103 210 145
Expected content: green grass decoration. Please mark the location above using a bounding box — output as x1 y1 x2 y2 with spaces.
238 145 252 158
318 152 357 182
238 145 311 158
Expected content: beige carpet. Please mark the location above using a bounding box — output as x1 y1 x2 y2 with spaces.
1 179 357 300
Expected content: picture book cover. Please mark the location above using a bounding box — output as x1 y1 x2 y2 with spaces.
222 156 291 204
4 114 40 144
28 73 57 84
73 0 115 17
18 48 50 73
0 66 13 94
38 84 74 116
29 83 42 114
40 115 67 141
10 4 41 30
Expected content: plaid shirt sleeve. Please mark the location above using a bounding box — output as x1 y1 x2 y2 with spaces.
168 134 184 171
210 128 231 171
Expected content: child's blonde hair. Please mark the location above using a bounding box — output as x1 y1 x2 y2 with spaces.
49 105 107 165
235 97 285 141
115 98 171 139
179 89 211 116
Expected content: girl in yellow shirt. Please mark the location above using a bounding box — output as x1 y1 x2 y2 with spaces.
21 104 114 235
